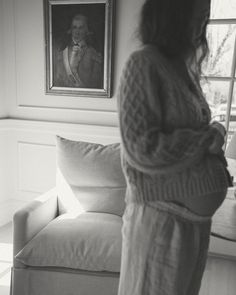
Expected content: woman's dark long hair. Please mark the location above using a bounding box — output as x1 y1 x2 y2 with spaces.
138 0 210 81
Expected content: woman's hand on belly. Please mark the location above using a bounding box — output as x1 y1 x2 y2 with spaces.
208 121 226 155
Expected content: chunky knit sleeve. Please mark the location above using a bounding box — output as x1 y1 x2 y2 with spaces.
118 52 218 175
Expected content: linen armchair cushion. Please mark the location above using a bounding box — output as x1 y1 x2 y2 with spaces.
15 212 122 272
56 136 126 216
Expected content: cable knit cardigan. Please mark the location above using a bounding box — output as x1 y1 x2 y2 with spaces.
117 45 230 204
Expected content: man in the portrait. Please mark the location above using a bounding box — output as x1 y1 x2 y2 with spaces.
53 14 103 88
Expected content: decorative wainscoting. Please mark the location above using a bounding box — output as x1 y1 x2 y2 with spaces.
0 118 235 258
0 118 120 226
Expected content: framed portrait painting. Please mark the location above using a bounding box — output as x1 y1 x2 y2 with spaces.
44 0 115 98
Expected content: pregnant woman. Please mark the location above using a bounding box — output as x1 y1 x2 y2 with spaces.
117 0 232 294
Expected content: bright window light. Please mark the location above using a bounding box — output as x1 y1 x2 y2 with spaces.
0 267 11 287
0 243 13 263
202 0 236 180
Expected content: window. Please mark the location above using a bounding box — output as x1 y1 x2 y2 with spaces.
201 0 236 182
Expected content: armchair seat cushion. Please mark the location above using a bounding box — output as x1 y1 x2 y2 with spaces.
15 212 122 273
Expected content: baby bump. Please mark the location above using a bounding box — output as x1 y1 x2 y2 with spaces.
184 189 227 217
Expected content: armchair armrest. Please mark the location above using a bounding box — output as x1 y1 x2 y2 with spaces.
13 188 58 267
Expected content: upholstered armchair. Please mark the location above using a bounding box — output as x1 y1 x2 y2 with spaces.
11 137 126 295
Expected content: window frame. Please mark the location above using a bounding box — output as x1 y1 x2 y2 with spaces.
204 17 236 144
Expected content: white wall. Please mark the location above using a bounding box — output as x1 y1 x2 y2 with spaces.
0 129 9 202
2 0 143 126
0 0 6 117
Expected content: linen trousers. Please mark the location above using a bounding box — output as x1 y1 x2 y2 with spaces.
118 201 211 295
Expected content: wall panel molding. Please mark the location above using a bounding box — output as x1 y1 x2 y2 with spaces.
15 105 119 127
0 118 120 140
0 118 120 200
